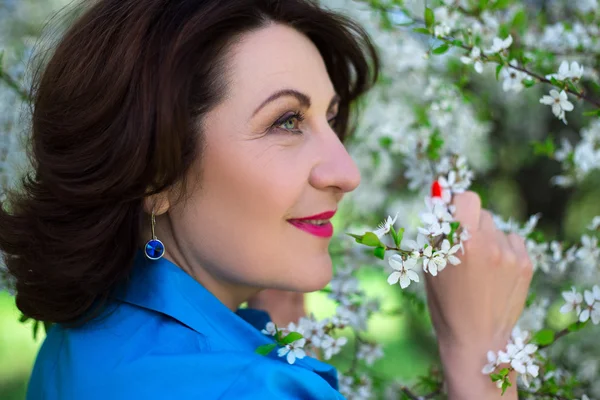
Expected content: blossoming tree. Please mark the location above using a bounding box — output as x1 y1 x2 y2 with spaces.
1 0 600 399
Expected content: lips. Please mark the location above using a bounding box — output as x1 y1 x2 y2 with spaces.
290 210 336 221
287 210 336 238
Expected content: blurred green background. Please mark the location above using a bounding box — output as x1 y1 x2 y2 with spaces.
0 292 43 400
2 0 600 399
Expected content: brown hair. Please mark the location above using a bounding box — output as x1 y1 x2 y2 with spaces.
0 0 379 324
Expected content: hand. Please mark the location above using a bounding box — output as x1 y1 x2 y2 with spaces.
247 289 307 328
424 191 534 399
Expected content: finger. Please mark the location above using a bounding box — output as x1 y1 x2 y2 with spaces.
495 229 517 267
478 210 496 233
452 191 482 232
507 233 534 277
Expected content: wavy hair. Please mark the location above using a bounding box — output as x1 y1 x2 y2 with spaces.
0 0 379 325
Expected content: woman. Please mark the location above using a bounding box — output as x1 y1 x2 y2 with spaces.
0 0 533 398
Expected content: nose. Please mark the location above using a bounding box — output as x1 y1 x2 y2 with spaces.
308 125 361 194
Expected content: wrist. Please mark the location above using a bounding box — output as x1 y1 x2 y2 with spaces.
438 341 518 400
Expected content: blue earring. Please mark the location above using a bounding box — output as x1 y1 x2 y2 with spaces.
144 210 165 260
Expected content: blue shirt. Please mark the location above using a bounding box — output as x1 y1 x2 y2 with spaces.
27 250 345 399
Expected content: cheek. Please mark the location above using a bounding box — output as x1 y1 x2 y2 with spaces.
175 140 320 284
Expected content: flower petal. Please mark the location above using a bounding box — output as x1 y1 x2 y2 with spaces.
387 271 402 285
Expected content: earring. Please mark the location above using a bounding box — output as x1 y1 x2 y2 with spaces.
144 210 165 260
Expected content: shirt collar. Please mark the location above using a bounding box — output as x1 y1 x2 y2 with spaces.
113 250 338 388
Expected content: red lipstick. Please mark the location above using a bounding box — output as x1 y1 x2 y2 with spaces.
288 210 336 238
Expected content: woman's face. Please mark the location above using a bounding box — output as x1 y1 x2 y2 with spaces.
155 23 361 309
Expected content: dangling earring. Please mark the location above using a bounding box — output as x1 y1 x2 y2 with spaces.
144 210 165 260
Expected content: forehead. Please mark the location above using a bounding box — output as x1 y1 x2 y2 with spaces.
225 24 335 103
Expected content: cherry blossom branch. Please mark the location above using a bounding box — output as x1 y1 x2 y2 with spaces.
361 1 600 109
429 35 600 109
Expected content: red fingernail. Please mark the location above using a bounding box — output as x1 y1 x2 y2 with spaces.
431 181 442 198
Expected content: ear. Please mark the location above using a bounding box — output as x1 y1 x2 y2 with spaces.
142 192 171 215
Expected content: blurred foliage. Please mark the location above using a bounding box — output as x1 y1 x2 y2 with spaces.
1 0 600 399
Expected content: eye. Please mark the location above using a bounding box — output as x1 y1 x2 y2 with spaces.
273 111 305 134
327 115 338 128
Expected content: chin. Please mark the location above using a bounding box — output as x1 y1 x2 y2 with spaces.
288 258 333 293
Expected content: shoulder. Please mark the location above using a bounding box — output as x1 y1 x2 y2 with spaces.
219 354 346 400
28 302 343 400
98 352 344 400
28 301 207 399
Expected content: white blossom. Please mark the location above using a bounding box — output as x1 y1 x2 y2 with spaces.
587 216 600 231
539 89 574 124
460 46 484 73
261 321 277 336
501 60 525 92
485 34 513 54
321 335 348 360
372 213 398 239
418 197 453 237
387 254 420 289
577 235 600 266
484 327 539 388
579 286 600 324
560 287 583 315
440 238 461 265
546 60 584 81
434 23 451 38
482 350 499 374
277 338 306 365
357 342 384 366
421 245 447 276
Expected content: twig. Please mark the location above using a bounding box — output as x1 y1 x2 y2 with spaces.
359 0 600 109
0 71 29 101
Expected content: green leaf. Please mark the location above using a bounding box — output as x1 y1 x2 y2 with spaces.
379 136 393 149
501 378 512 395
527 230 546 243
523 79 535 88
432 44 450 55
33 321 40 341
281 332 304 345
374 246 386 260
362 232 383 247
448 222 460 246
531 328 555 346
511 9 527 34
255 343 277 356
582 109 600 117
566 80 580 94
390 226 398 246
378 9 393 30
395 227 405 248
347 233 364 243
425 7 435 28
495 65 503 81
426 129 444 161
525 292 537 307
550 77 563 87
490 373 502 381
491 0 511 10
451 39 463 46
532 137 555 157
479 0 489 10
498 368 510 377
413 27 431 35
568 320 588 332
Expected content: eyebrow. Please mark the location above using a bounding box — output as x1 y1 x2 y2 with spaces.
252 89 340 117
